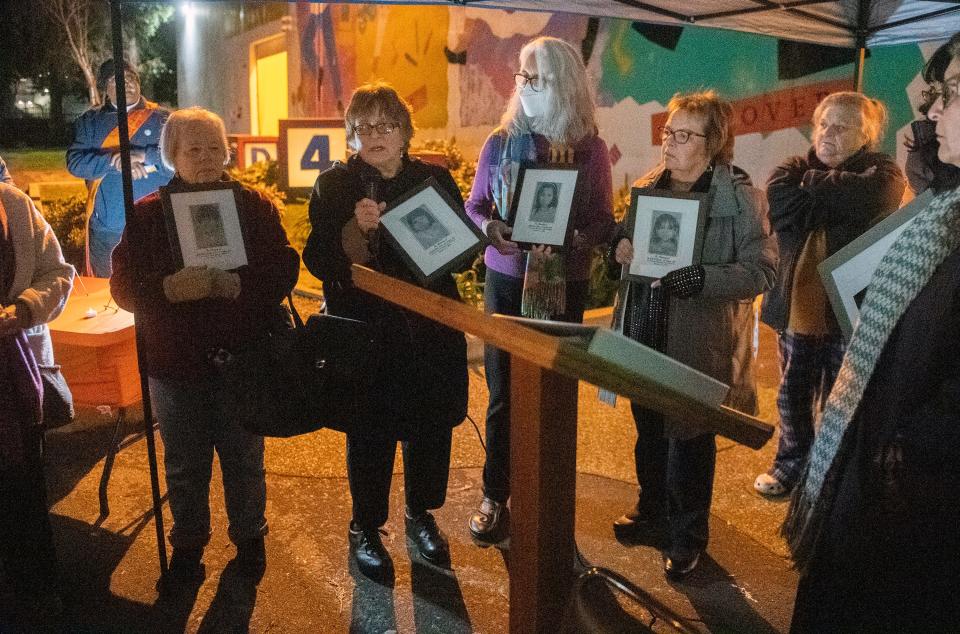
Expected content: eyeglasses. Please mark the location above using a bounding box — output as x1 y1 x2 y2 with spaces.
943 74 960 108
921 86 942 105
659 126 707 145
513 72 544 92
353 122 399 136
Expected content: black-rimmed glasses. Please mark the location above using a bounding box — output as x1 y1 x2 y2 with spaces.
513 72 544 92
659 126 707 145
353 122 399 136
943 75 960 108
922 87 942 105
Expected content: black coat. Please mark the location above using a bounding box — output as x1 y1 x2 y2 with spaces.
303 155 468 439
760 147 905 332
791 240 960 632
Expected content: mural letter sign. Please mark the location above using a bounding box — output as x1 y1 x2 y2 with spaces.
278 118 347 195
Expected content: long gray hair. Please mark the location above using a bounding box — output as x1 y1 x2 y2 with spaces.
501 37 597 145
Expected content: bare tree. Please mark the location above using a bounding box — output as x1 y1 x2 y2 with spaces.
42 0 102 106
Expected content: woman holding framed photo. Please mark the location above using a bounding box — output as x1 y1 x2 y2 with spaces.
609 90 777 580
302 83 468 583
111 107 300 585
464 36 615 545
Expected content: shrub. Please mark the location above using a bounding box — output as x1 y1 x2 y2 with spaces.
42 194 87 271
227 160 287 219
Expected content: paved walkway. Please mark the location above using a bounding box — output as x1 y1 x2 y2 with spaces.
1 321 797 632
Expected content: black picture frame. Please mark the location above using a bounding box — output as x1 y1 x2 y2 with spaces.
160 180 249 271
378 177 488 286
507 163 580 250
624 188 708 282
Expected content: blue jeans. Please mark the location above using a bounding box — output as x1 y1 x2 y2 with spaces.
88 227 123 278
150 376 267 549
480 269 588 502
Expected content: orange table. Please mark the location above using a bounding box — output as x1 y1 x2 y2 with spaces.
49 276 143 519
48 276 141 408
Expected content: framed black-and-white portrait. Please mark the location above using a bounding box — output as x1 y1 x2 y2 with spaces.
379 178 487 285
160 181 248 271
508 165 579 248
818 190 931 339
625 189 707 282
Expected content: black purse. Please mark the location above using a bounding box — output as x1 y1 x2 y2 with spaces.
217 294 374 437
39 364 75 429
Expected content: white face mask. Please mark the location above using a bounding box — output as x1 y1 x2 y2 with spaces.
519 89 547 119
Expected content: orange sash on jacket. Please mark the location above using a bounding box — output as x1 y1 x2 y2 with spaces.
84 100 160 275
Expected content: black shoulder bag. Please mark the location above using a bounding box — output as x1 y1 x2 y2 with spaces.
217 294 374 437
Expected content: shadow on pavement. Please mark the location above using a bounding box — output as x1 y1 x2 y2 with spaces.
44 411 145 507
349 553 398 634
672 553 780 634
409 553 472 633
196 559 260 633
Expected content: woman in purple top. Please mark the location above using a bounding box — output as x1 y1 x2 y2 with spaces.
465 36 615 544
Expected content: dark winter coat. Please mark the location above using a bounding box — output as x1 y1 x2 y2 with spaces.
760 147 905 332
791 232 960 632
110 176 300 380
303 155 468 439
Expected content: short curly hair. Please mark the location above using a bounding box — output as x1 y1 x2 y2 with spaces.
344 83 415 153
812 92 888 151
666 90 735 165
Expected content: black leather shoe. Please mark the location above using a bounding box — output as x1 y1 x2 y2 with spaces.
349 522 393 582
663 551 701 581
468 497 508 545
235 537 267 580
612 509 667 546
405 511 450 566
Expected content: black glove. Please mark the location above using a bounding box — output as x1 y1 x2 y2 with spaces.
660 265 705 299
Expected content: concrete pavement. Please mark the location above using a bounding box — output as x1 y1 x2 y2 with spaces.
0 316 798 633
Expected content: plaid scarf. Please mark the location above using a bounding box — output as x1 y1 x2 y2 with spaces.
783 185 960 569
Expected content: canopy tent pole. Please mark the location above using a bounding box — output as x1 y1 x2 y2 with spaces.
109 0 170 581
852 0 871 92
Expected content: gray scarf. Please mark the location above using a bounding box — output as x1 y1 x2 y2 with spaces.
783 185 960 569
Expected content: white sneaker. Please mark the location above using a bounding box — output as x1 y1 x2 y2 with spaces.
754 473 788 496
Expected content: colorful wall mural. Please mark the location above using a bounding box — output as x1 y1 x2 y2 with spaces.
202 3 940 193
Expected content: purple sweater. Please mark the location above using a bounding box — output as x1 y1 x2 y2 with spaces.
465 131 615 280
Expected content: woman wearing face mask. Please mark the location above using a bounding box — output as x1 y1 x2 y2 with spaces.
609 90 777 580
755 93 906 499
465 36 615 545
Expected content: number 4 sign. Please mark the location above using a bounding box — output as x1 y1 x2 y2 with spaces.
278 119 347 195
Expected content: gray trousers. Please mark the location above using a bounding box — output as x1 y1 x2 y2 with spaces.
150 376 267 550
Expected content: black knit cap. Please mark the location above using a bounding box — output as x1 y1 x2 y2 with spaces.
97 59 139 94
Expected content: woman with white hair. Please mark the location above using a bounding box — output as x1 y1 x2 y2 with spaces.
755 93 906 498
786 33 960 631
111 107 300 584
465 36 615 544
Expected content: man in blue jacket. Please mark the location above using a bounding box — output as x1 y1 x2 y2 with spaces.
67 59 173 277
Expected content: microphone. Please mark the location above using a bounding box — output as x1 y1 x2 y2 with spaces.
360 165 383 203
359 168 383 238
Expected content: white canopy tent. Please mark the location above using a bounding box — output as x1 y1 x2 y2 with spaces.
399 0 959 48
349 0 958 87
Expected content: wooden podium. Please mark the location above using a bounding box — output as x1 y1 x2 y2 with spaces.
351 265 772 633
